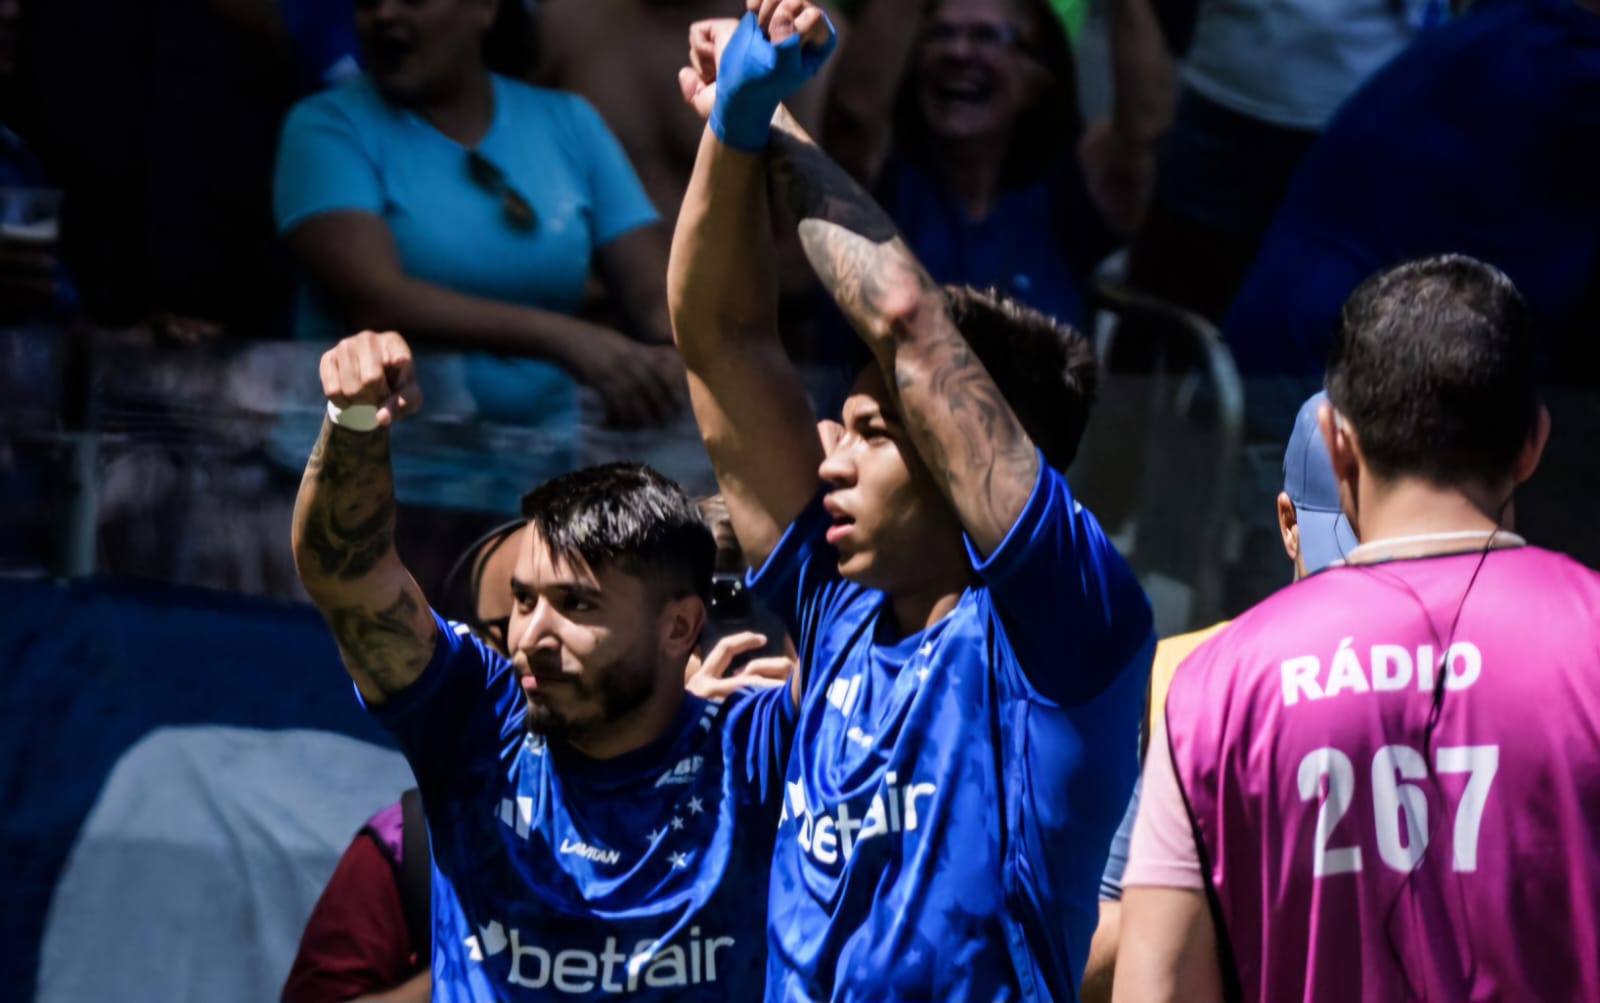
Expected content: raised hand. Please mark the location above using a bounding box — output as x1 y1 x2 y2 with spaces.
700 0 837 150
318 330 423 427
751 0 834 48
679 18 740 121
563 328 686 428
685 630 796 700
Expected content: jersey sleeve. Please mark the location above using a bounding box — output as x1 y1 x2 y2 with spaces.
970 457 1154 705
1122 720 1205 891
562 94 659 245
746 493 870 697
360 614 526 805
273 92 386 234
719 684 799 810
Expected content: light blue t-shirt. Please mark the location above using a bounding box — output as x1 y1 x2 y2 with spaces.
271 74 659 512
751 460 1154 1001
369 616 795 1002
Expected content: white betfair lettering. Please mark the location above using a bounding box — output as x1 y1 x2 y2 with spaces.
485 929 735 994
781 770 937 867
645 946 687 987
559 837 621 866
507 929 552 988
553 950 597 993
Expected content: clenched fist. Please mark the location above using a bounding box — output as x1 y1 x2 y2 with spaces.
319 330 423 427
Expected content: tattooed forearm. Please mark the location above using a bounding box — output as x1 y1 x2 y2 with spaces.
324 588 434 696
894 330 1039 543
766 109 1039 552
294 420 397 581
767 111 924 329
768 111 898 245
293 418 435 698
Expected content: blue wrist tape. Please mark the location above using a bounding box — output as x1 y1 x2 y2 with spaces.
710 10 837 152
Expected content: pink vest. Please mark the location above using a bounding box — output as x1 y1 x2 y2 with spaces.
1167 547 1600 1002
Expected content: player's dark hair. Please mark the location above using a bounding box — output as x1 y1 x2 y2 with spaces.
520 463 715 603
1326 255 1540 489
941 284 1098 471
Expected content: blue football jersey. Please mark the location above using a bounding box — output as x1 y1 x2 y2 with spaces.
367 615 794 1002
751 461 1153 1001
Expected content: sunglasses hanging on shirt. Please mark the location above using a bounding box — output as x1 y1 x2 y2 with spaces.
466 149 538 233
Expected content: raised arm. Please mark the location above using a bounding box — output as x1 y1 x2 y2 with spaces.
667 13 829 570
291 330 437 705
1079 0 1176 234
766 106 1038 556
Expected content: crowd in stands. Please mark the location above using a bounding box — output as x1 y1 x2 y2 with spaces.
4 0 1600 1001
4 0 1598 595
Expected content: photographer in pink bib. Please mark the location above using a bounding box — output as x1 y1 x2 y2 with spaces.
1115 254 1600 1003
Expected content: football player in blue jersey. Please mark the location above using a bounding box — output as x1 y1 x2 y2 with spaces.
291 329 795 1002
668 3 1156 999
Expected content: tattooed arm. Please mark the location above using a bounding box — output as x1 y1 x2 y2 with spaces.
766 108 1039 556
291 331 436 704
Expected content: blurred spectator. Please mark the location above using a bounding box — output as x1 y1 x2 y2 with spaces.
823 0 1112 326
1084 0 1442 324
532 0 841 371
24 0 294 333
533 0 835 228
0 0 75 325
281 792 431 1003
270 0 684 596
1225 0 1600 378
1222 0 1600 570
1076 0 1439 536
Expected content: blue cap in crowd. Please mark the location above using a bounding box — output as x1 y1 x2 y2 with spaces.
1283 392 1359 573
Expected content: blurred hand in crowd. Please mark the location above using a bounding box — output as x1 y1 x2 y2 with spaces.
319 329 424 427
1078 118 1159 237
564 332 686 428
685 630 796 700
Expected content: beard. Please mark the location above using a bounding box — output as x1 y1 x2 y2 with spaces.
523 653 659 744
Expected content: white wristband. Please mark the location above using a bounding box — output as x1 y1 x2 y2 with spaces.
326 399 381 432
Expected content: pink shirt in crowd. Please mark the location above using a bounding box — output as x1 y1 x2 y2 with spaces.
1128 547 1600 1002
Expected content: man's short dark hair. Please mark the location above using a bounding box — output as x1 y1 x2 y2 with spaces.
942 285 1099 471
520 463 715 602
1326 254 1540 488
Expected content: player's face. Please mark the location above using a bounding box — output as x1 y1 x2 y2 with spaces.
355 0 494 106
915 0 1042 146
506 530 663 743
818 367 965 592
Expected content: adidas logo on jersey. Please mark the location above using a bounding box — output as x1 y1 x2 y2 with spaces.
826 676 862 715
464 922 738 993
